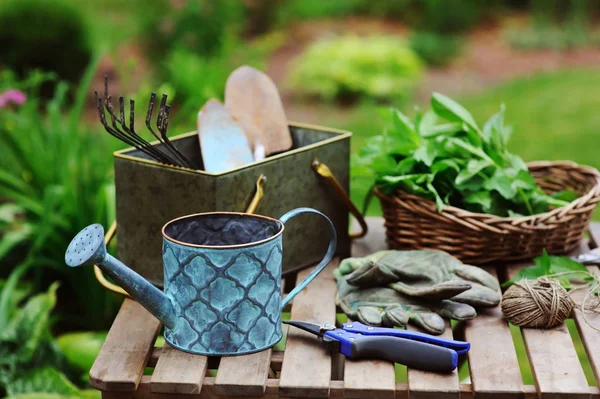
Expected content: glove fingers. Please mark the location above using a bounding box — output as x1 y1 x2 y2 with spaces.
455 264 501 291
450 284 501 307
390 280 472 300
334 257 365 281
408 310 446 335
382 305 409 328
356 306 384 326
433 299 477 321
346 263 398 287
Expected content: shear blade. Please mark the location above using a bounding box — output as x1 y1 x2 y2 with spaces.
283 320 340 351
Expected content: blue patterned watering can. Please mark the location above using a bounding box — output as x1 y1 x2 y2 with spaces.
65 208 336 356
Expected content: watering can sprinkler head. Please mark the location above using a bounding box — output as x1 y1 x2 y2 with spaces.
65 224 107 267
64 223 177 329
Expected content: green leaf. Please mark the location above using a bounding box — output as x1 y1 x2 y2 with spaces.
512 169 537 191
0 169 34 195
416 110 438 136
483 169 517 200
455 159 491 185
6 367 80 396
413 142 439 167
431 159 461 174
552 190 579 202
420 122 463 138
0 204 25 224
546 255 588 274
431 92 480 134
456 175 485 192
5 394 82 399
426 182 444 211
381 174 428 185
464 191 492 212
507 154 528 171
57 332 107 374
502 250 587 288
396 157 417 174
1 282 59 363
380 174 430 195
482 104 508 150
0 263 32 326
0 223 33 260
444 137 489 161
379 108 420 148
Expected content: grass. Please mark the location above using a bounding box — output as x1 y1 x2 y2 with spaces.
315 68 600 217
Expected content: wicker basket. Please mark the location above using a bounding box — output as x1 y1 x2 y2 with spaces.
375 161 600 264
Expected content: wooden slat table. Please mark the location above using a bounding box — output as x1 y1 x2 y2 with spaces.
90 218 600 398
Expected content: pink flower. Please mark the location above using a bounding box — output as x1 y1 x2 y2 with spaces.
0 89 27 108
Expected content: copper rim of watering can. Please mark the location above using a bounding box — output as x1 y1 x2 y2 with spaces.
162 211 285 250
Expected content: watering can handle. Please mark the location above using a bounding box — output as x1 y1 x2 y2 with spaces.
279 207 337 309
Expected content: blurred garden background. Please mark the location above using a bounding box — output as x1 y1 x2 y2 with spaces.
1 0 600 397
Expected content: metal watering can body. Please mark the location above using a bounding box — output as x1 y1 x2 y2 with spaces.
65 208 336 356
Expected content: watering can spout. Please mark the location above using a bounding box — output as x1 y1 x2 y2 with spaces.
65 224 177 329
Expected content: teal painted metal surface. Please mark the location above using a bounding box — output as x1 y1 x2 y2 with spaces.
65 208 336 356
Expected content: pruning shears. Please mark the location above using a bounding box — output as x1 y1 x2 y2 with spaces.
572 248 600 265
283 320 470 373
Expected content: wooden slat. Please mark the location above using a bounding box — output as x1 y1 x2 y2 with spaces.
508 264 590 398
270 351 284 371
341 218 395 398
279 260 339 397
150 344 207 394
465 267 524 398
407 322 460 399
342 318 395 399
343 356 395 399
351 216 387 257
571 265 600 386
214 350 272 396
90 298 161 391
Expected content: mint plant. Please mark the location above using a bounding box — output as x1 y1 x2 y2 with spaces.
354 93 576 216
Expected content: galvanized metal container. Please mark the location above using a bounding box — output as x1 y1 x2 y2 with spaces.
113 122 353 286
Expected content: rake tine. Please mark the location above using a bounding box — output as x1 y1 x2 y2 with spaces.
156 94 167 132
145 92 158 135
140 93 187 167
104 91 173 164
95 92 157 159
99 77 173 164
119 96 126 126
145 93 195 169
116 97 180 165
161 104 197 169
155 94 197 169
129 99 135 132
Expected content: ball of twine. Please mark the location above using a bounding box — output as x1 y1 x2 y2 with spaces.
501 277 576 328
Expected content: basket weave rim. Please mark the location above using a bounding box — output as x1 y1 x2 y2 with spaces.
374 160 600 231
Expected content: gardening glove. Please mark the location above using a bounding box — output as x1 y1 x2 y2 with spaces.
334 250 501 307
335 274 476 335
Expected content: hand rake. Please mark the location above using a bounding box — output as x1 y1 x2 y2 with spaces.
94 76 197 169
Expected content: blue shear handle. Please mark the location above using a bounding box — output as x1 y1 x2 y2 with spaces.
325 329 458 373
343 322 471 355
279 208 337 309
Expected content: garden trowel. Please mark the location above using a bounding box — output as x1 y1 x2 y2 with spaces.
197 99 254 173
225 65 292 158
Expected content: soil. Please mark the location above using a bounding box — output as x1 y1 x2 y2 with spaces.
265 16 600 123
